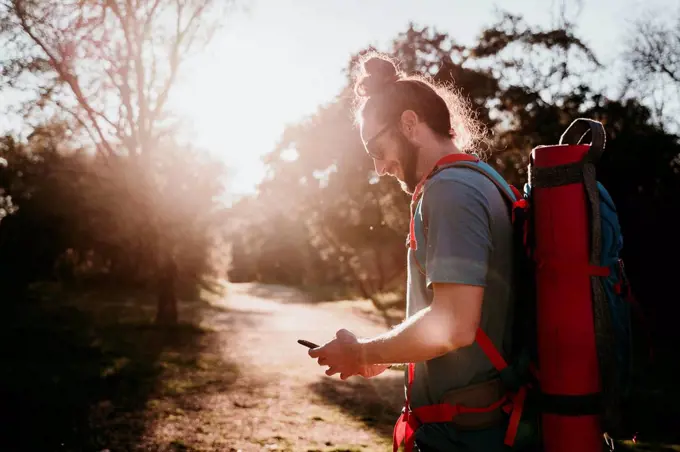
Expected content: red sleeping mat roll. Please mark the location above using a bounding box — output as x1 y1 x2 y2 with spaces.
531 143 603 452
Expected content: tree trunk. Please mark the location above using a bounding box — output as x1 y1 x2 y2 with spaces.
155 257 178 325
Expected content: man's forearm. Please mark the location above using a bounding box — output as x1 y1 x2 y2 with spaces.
357 306 461 365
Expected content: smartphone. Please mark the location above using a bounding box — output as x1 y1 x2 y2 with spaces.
297 339 319 349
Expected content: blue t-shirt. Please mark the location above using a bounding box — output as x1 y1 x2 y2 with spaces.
406 165 515 409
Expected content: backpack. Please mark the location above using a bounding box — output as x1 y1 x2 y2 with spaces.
522 119 636 447
393 118 638 452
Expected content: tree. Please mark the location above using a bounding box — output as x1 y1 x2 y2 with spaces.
622 10 680 131
0 0 234 324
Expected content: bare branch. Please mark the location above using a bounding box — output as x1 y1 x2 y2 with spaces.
104 0 146 155
143 0 163 31
151 0 214 120
127 0 151 159
104 66 134 136
623 13 680 126
13 2 115 157
4 0 228 160
53 98 109 156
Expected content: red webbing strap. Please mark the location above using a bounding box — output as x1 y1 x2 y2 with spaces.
393 410 418 452
508 183 529 248
504 386 528 446
509 184 522 199
409 153 479 250
412 395 509 423
512 198 529 223
393 362 419 452
475 327 529 448
475 328 508 372
393 358 511 452
407 362 415 404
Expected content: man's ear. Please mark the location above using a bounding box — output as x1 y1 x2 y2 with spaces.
399 110 419 138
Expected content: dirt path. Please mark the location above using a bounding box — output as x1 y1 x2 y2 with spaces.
187 283 406 452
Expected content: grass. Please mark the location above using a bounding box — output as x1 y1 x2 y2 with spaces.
0 281 238 452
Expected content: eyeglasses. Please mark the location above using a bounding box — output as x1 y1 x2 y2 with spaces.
363 121 396 160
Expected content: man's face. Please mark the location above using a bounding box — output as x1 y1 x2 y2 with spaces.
361 113 420 194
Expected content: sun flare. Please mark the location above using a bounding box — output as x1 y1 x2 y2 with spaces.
168 24 329 198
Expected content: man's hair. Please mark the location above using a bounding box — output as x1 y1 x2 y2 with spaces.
351 51 486 153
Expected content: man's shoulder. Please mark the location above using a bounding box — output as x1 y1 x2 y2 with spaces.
424 165 498 199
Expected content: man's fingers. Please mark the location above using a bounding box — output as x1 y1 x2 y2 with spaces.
325 366 340 377
336 328 352 340
317 357 327 366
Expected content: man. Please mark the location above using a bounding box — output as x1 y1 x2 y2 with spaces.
308 53 515 451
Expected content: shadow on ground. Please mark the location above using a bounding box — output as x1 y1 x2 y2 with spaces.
308 371 405 440
0 283 251 452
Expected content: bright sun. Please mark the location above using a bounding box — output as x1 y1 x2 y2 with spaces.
170 60 274 197
168 23 333 200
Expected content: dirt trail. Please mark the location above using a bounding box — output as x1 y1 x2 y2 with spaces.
192 283 406 452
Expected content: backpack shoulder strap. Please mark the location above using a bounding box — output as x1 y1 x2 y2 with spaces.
433 160 520 206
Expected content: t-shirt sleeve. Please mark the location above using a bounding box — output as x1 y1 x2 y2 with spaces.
420 176 493 288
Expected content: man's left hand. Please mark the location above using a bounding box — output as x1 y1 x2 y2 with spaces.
308 329 364 380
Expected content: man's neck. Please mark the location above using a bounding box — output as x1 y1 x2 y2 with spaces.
417 139 462 178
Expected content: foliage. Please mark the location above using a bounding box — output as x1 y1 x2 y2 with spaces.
0 122 228 299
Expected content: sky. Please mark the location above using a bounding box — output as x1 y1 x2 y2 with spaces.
168 0 678 196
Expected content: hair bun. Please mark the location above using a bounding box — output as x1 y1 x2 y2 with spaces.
353 54 400 97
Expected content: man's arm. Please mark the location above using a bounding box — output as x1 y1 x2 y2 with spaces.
358 175 492 366
357 283 483 365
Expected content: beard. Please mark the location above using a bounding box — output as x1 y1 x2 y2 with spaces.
395 132 420 195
